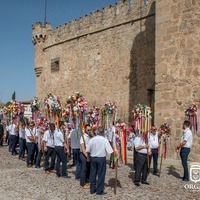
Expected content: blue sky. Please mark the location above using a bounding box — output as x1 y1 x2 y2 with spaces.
0 0 119 103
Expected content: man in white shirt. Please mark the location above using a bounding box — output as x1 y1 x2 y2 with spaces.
87 126 113 195
148 126 159 175
25 122 37 167
54 123 70 178
43 123 56 173
134 132 149 186
68 128 81 179
80 124 93 188
18 121 26 160
9 121 19 155
176 120 193 181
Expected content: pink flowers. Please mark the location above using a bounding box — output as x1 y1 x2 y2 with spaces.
185 104 197 117
159 123 171 136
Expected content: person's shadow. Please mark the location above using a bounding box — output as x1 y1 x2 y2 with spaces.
166 165 181 179
105 178 122 188
128 171 136 183
129 1 156 122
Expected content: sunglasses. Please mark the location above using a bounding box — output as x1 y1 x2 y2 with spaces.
87 129 91 131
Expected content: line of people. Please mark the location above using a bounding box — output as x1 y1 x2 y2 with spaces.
4 119 114 196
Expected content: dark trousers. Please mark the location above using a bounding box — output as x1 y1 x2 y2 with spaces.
180 147 190 181
80 152 90 186
73 149 81 179
134 153 148 183
134 147 137 170
6 131 9 144
10 135 18 154
19 138 26 158
0 134 3 146
55 146 67 176
90 157 106 195
26 142 36 165
35 149 43 167
44 147 56 171
149 148 158 173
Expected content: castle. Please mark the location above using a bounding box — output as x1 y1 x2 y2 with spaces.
32 0 200 161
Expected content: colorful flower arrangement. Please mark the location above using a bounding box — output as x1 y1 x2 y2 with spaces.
101 101 117 116
44 94 62 117
185 104 198 134
61 107 71 122
159 123 171 136
31 97 40 112
185 104 197 117
101 101 117 130
132 104 152 134
6 101 24 118
131 104 144 120
86 106 100 126
66 92 87 119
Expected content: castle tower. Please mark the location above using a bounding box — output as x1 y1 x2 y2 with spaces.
32 22 51 97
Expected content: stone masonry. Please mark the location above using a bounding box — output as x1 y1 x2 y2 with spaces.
32 0 200 161
155 0 200 161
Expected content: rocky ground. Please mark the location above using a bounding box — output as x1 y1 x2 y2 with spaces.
0 146 199 200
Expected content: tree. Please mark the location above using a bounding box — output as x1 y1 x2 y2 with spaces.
12 91 16 101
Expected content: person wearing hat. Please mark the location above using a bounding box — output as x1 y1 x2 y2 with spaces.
86 126 113 195
43 123 56 173
148 126 159 175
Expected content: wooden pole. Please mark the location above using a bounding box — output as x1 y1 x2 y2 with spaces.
114 159 118 195
159 153 163 177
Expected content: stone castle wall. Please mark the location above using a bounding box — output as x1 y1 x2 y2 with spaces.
155 0 200 161
33 0 200 161
32 0 156 122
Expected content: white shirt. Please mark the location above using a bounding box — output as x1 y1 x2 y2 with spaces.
54 129 65 147
43 130 55 148
80 133 90 152
6 125 9 132
36 129 42 149
68 129 80 149
181 127 193 148
86 135 113 157
9 124 17 136
19 127 26 139
108 126 117 151
25 128 35 143
134 135 147 154
148 132 159 149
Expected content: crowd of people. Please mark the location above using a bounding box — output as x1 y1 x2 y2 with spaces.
0 118 193 195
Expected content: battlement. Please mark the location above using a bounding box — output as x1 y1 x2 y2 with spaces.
32 22 52 45
32 0 155 49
